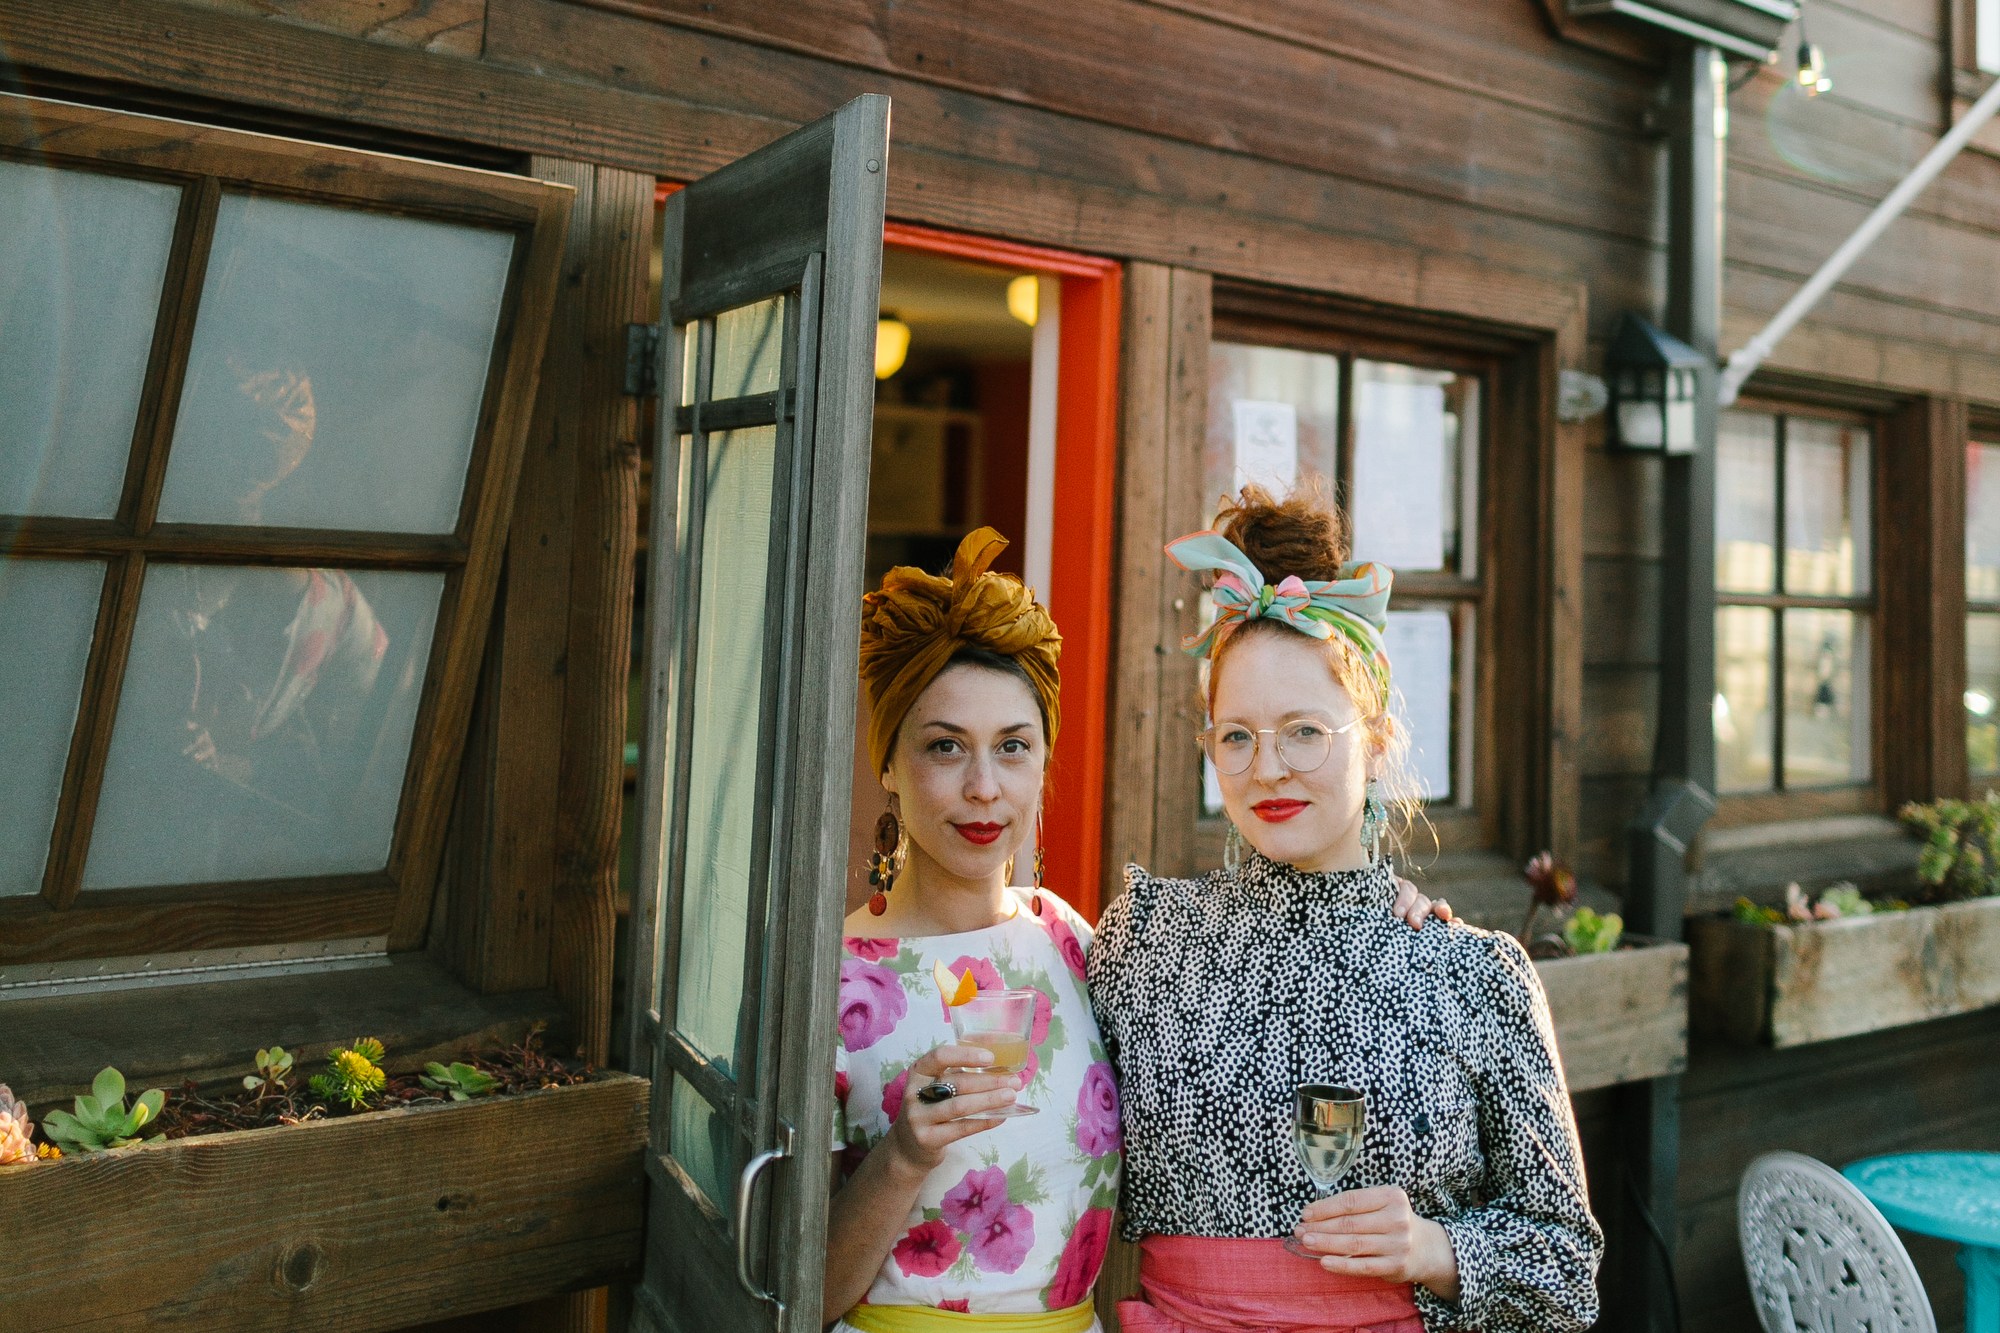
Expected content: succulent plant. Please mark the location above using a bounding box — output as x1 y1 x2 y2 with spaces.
419 1061 499 1102
1901 793 2000 902
41 1067 164 1154
1562 906 1624 955
243 1046 295 1098
308 1039 387 1111
0 1084 36 1166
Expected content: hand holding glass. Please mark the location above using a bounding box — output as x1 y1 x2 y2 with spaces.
947 988 1039 1118
1284 1084 1365 1258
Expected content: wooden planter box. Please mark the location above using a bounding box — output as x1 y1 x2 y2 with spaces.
1536 938 1690 1093
2 1072 648 1332
1689 896 2000 1047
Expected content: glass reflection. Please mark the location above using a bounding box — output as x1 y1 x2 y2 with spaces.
1782 608 1867 787
1716 606 1774 793
1205 342 1339 517
1716 411 1777 594
1784 418 1869 596
0 560 104 895
712 297 785 400
1970 613 2000 776
1968 444 2000 601
85 564 442 889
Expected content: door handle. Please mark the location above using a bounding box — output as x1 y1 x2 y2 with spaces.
734 1128 794 1318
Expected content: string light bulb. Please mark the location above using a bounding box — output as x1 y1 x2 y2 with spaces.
875 314 910 379
1005 274 1039 327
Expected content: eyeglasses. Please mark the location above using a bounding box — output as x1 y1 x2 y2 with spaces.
1197 716 1363 776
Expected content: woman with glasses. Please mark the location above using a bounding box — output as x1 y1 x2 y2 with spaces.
1089 483 1602 1333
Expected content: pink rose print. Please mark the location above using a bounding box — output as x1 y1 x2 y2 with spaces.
844 937 901 962
1046 1207 1114 1309
839 957 908 1052
893 1220 962 1278
969 1201 1036 1274
939 1298 971 1313
834 1070 851 1106
941 955 1006 1019
1042 911 1087 981
882 1067 911 1123
1021 987 1055 1085
940 1165 1009 1233
1075 1061 1122 1158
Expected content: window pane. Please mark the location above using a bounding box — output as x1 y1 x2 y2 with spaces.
1968 443 2000 601
158 194 513 534
1205 342 1338 515
1350 361 1466 573
669 1074 736 1213
1717 410 1777 594
1785 417 1870 596
677 321 700 407
1382 606 1458 802
1716 606 1775 792
85 566 443 889
1782 608 1869 787
1970 614 2000 775
0 560 103 895
0 162 180 518
712 297 784 400
673 425 780 1073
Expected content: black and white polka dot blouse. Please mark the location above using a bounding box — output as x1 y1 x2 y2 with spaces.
1088 853 1603 1333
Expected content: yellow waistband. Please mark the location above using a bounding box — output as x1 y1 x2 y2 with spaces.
845 1300 1094 1332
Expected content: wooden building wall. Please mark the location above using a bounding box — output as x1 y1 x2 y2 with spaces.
9 2 2000 1330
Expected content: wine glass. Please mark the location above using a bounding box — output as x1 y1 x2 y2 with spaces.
1283 1084 1365 1258
947 988 1040 1118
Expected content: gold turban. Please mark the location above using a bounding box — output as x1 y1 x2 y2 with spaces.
858 527 1062 775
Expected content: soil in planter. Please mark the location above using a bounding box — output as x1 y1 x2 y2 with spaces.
154 1026 592 1141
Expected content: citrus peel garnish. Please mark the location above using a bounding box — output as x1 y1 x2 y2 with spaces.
931 961 977 1008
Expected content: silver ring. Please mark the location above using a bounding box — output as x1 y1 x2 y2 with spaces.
916 1080 957 1104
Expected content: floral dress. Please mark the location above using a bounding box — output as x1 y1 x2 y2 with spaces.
833 888 1122 1322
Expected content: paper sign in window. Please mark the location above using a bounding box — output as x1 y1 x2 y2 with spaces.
1383 609 1454 802
1351 381 1447 571
1232 399 1299 495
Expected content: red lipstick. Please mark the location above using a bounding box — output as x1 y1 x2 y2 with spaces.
1251 799 1308 823
954 822 1006 845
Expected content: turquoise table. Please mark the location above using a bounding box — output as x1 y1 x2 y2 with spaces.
1844 1153 2000 1333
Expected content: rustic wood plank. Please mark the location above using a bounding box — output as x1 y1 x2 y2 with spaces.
548 163 652 1062
1582 556 1662 667
1690 896 2000 1047
0 953 559 1109
0 1073 646 1332
0 882 396 968
169 0 488 57
549 0 1658 242
1536 940 1690 1093
1581 666 1657 777
1878 396 1969 807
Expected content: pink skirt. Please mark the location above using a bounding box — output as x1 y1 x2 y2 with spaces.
1115 1235 1424 1333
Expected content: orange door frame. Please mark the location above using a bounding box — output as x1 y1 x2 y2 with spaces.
881 222 1122 922
657 184 1121 918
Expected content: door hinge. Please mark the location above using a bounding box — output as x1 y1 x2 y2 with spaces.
624 322 662 398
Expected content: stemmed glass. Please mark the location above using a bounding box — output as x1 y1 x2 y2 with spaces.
1283 1084 1365 1258
947 989 1040 1118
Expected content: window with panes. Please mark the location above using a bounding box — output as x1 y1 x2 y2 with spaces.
1202 320 1490 848
1713 405 1875 797
0 95 568 968
1965 437 2000 778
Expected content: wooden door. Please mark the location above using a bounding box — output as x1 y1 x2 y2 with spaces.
627 95 889 1333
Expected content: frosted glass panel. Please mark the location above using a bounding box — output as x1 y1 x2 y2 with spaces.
673 426 779 1072
712 297 784 400
85 565 443 888
1716 606 1775 793
669 1075 736 1213
1382 607 1458 803
1717 411 1777 594
1783 608 1868 787
159 194 513 533
1785 418 1869 596
0 162 179 517
1968 614 2000 775
0 560 103 895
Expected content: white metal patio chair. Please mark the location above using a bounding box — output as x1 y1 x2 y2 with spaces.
1738 1150 1937 1333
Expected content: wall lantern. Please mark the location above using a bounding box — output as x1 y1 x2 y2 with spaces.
1605 312 1707 455
875 313 911 379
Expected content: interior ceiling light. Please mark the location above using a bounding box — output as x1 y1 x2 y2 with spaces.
1006 274 1039 327
1796 39 1830 95
875 314 911 380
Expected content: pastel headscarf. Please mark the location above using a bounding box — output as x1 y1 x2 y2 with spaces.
1165 529 1393 698
859 527 1062 775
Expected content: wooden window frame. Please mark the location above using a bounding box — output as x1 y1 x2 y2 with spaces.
1948 0 2000 156
1967 417 2000 787
1159 282 1567 866
1711 397 1881 826
0 95 570 967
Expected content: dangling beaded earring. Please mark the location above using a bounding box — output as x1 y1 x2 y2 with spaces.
1032 808 1046 895
1224 821 1247 870
866 800 903 916
1359 778 1387 865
